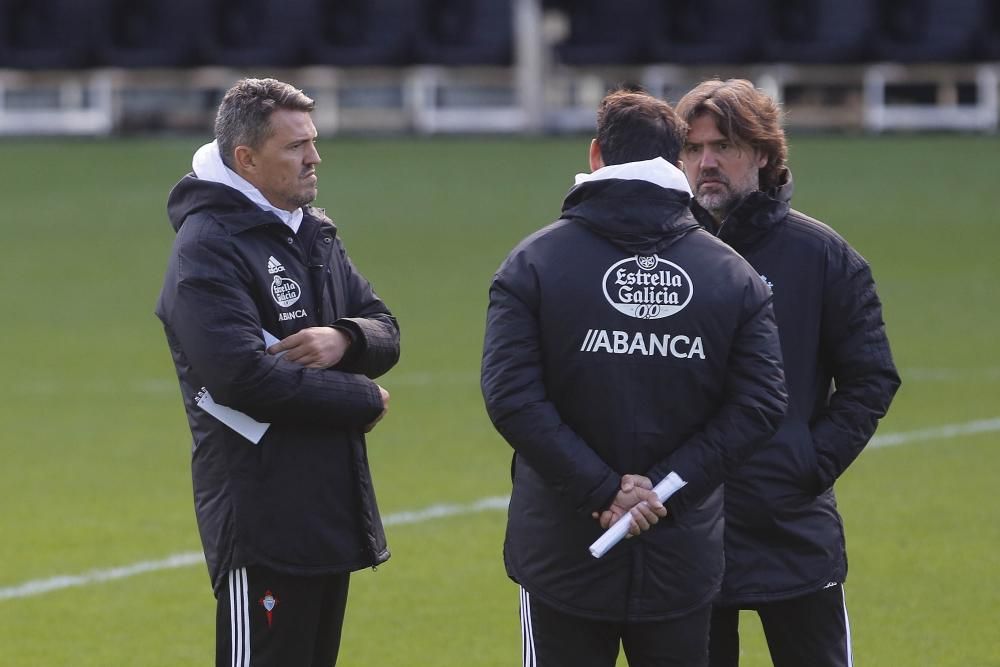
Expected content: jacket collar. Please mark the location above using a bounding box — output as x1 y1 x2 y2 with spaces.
563 158 699 256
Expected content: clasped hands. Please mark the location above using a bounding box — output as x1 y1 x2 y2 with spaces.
592 474 668 538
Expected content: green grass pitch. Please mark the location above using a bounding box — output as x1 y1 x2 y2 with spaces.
0 134 997 666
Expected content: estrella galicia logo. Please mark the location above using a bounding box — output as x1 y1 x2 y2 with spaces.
602 255 693 319
270 275 301 308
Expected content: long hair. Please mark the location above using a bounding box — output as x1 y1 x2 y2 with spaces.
596 88 687 166
215 78 315 170
675 79 787 190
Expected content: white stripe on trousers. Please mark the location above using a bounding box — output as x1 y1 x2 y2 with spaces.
229 568 250 667
520 587 537 667
841 585 854 667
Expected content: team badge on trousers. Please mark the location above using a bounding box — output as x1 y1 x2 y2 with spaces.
259 590 280 629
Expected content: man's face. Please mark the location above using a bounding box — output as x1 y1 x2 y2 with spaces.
243 109 321 212
681 113 766 221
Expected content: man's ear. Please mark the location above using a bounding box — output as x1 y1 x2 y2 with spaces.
234 145 255 173
589 138 605 172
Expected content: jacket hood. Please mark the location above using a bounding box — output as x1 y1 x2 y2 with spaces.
166 174 265 232
692 168 795 248
562 157 700 255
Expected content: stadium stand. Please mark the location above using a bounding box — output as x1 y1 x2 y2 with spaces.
92 0 202 68
0 0 997 134
413 0 513 65
549 0 651 65
981 0 1000 59
871 0 984 62
761 0 875 64
0 0 94 69
643 0 763 64
302 0 416 67
195 0 308 67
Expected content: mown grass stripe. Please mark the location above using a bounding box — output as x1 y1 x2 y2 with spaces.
3 418 997 603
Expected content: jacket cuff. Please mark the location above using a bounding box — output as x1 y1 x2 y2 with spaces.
329 323 363 367
332 316 400 376
582 471 621 516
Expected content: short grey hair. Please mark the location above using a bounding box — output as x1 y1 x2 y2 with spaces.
214 78 315 169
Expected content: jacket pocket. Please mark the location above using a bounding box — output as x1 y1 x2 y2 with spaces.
738 420 821 507
776 421 821 496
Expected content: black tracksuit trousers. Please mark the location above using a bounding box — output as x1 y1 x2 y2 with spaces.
708 583 853 667
520 586 712 667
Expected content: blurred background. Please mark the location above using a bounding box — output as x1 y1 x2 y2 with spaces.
2 2 998 666
1 0 999 136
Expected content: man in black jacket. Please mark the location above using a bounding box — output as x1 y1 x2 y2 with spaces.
481 89 788 667
156 78 398 667
676 79 901 667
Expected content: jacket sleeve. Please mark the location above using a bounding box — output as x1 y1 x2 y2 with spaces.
811 244 901 490
481 255 621 516
649 279 788 516
163 226 383 428
327 237 400 379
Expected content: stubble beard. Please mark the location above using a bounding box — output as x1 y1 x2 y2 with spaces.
695 170 759 222
290 183 318 210
695 188 742 222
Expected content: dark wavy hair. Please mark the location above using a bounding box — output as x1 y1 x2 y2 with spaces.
215 78 315 169
596 88 687 166
675 79 787 190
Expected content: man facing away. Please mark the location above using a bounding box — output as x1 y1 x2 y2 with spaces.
156 78 398 667
676 78 900 667
481 89 788 667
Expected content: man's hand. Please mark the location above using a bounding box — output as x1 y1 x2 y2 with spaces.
364 385 390 433
592 474 667 536
267 327 351 368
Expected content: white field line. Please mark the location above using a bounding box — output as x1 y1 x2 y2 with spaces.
0 552 207 601
0 496 510 602
2 416 998 602
869 417 1000 449
17 367 1000 397
19 371 481 397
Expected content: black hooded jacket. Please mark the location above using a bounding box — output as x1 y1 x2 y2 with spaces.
692 170 900 606
156 175 399 593
481 162 788 621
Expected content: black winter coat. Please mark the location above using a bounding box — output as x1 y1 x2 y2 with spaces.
481 167 788 622
693 170 900 606
156 175 399 593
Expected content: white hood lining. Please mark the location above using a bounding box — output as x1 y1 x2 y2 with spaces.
574 157 692 196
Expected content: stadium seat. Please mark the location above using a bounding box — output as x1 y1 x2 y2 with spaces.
975 0 1000 59
0 0 95 69
761 0 876 64
92 0 203 68
644 0 764 65
870 0 984 62
195 0 309 67
412 0 513 65
552 0 654 65
301 0 416 67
